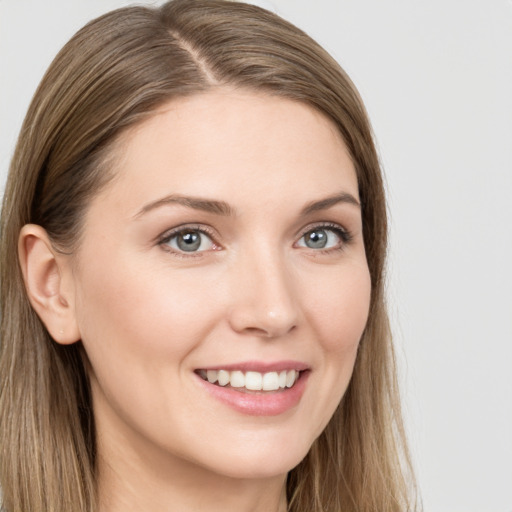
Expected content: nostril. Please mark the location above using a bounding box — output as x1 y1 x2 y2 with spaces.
245 327 269 336
241 323 296 338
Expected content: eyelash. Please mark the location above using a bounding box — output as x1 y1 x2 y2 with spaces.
296 222 353 254
157 224 219 258
157 222 353 257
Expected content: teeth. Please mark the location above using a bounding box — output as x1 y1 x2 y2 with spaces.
286 370 297 388
278 370 287 388
230 371 245 388
245 371 262 390
217 370 230 386
262 371 279 391
199 369 300 391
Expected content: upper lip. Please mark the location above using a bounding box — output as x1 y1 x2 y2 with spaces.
197 360 310 373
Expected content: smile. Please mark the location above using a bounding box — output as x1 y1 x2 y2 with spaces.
194 362 310 415
197 369 300 392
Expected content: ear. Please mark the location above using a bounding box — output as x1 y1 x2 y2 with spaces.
18 224 81 345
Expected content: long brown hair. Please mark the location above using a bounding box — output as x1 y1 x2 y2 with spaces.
0 1 417 511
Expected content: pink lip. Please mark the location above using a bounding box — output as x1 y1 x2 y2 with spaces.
195 368 310 417
198 360 310 373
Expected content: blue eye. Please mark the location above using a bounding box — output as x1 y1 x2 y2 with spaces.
164 229 214 253
297 227 345 250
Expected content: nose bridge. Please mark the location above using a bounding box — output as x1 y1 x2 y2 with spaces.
228 241 299 338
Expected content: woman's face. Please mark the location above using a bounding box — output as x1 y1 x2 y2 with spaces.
70 90 371 480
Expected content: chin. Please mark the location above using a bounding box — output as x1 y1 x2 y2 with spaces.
208 454 304 481
190 431 313 481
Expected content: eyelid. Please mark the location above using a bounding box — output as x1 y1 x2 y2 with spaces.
155 221 352 257
294 222 353 250
296 222 351 240
157 224 222 255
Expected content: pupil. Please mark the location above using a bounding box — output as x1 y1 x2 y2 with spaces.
178 231 201 251
306 230 327 249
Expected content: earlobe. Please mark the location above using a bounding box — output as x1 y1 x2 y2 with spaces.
18 224 81 345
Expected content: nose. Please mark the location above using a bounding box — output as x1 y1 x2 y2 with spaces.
227 249 300 339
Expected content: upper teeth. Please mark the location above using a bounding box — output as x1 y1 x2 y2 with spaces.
200 369 300 391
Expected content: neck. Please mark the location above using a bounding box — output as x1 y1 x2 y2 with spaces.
96 432 288 512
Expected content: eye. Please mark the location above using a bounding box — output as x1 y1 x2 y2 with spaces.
162 228 215 253
296 225 348 250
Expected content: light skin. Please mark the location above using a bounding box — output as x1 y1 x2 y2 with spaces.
19 90 371 512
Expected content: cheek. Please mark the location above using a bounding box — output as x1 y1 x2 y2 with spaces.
75 255 217 361
309 262 372 354
73 255 224 439
299 261 371 436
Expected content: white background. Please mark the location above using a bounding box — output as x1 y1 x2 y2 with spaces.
1 1 511 511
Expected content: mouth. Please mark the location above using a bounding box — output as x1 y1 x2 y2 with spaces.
195 368 302 393
194 362 310 415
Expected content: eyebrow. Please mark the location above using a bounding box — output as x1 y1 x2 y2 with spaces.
134 191 360 219
134 194 235 218
299 192 361 215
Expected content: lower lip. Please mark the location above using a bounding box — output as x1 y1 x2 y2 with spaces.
195 371 310 416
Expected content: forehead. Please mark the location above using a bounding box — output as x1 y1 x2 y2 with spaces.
92 89 358 216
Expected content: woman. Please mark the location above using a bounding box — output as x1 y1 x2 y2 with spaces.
0 1 417 511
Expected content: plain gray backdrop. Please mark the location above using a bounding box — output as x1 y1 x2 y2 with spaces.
1 1 511 511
